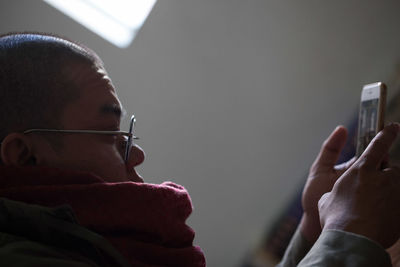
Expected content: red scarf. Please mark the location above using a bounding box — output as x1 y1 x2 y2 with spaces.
0 166 206 267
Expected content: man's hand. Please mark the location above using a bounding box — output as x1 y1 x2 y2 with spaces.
318 123 400 249
300 126 356 243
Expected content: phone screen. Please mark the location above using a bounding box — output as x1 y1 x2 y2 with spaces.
356 98 379 156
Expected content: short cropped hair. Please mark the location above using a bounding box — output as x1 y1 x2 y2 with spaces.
0 32 104 141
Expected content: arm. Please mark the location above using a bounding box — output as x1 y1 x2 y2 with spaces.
319 123 400 248
298 230 391 267
277 227 313 267
278 225 391 267
308 123 400 266
278 126 355 266
279 124 399 266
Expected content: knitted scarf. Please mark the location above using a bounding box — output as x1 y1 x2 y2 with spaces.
0 166 206 266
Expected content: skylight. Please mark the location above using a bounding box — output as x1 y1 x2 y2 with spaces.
44 0 157 48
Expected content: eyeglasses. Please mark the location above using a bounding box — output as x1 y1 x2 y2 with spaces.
23 115 138 163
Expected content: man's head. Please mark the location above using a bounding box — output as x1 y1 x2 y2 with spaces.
0 32 144 182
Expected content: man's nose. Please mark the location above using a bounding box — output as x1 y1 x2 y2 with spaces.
127 144 145 169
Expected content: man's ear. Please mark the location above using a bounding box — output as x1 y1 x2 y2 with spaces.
1 133 35 166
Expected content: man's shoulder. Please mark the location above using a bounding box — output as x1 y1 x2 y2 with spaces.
0 198 130 267
0 232 97 267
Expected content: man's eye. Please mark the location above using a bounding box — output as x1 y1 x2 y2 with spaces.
118 137 128 150
98 134 116 141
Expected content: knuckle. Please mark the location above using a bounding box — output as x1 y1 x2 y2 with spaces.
354 157 367 169
357 166 371 179
369 135 385 149
357 154 376 171
385 123 399 136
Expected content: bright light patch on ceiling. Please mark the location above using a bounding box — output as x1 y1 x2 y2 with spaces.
44 0 157 48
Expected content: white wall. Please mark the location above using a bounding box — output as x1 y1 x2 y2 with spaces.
2 1 400 266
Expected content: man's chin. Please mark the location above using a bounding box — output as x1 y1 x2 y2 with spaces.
129 170 144 183
131 175 144 183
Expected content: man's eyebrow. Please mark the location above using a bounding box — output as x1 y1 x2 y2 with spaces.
99 104 127 119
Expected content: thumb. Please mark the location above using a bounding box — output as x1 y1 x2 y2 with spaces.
312 126 348 171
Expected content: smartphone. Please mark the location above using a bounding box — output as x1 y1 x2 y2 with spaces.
355 82 387 157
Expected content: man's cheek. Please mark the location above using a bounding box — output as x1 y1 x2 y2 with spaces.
96 145 125 164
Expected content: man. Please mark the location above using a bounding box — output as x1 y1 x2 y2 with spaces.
1 32 400 267
0 32 205 266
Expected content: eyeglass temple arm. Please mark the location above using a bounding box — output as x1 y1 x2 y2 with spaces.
23 129 139 139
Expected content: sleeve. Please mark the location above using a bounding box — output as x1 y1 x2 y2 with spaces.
276 227 313 267
297 230 392 267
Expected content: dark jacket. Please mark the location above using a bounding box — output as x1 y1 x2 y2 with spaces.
0 198 131 267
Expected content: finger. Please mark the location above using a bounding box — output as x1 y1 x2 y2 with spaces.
313 126 348 170
359 123 400 169
381 153 389 170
